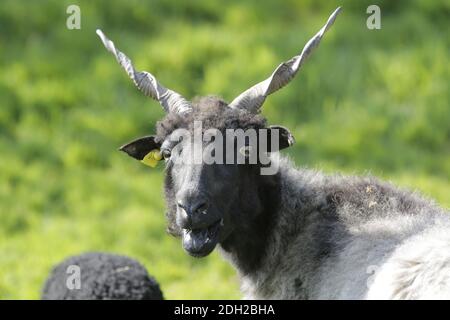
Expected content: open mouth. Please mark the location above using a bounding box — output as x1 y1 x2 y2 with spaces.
182 218 223 257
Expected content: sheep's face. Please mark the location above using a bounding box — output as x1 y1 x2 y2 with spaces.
120 97 293 258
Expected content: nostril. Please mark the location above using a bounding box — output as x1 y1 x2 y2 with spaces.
193 201 209 215
177 206 191 229
177 197 209 216
177 200 185 209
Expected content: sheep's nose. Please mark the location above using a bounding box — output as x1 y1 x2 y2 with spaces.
177 199 209 216
176 197 210 229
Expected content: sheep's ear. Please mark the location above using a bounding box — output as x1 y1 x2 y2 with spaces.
119 135 162 167
266 125 295 151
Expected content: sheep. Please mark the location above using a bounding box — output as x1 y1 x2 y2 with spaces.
96 7 450 299
42 252 163 300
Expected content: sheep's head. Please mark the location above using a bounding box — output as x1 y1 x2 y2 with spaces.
97 8 340 257
119 97 292 257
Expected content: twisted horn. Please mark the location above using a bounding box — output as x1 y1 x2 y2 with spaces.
229 7 341 113
96 29 192 114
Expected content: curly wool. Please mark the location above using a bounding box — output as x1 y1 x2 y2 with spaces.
41 252 163 300
155 96 267 142
229 157 450 299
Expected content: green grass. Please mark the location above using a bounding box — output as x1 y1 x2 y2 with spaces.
0 0 448 299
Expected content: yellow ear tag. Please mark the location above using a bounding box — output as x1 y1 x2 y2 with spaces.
141 149 162 168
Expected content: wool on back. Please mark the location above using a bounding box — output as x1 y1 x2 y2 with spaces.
223 156 450 299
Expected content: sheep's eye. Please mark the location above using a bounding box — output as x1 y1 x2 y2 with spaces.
162 149 171 160
239 145 253 157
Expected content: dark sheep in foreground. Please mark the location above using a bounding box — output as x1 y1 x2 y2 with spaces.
96 7 450 299
42 252 163 300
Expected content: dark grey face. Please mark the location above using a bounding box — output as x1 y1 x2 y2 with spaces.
163 132 241 257
120 98 294 258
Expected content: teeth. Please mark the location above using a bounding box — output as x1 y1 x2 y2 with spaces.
183 219 222 239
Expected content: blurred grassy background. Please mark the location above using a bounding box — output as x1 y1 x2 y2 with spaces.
0 0 448 299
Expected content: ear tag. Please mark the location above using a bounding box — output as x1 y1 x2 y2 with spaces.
141 149 162 168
